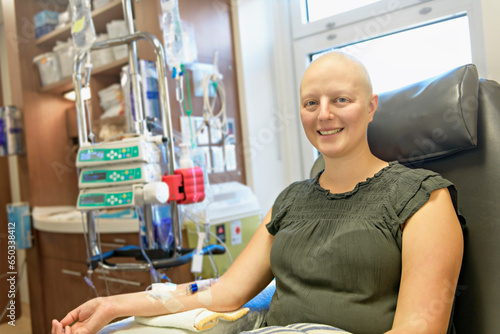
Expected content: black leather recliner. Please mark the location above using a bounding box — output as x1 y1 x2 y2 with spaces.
311 64 500 334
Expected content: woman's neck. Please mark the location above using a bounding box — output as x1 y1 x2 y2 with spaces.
320 154 389 194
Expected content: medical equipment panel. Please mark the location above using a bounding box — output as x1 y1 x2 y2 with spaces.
76 136 162 167
78 187 134 209
77 182 169 210
79 163 162 188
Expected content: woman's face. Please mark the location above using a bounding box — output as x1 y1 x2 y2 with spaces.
300 56 378 160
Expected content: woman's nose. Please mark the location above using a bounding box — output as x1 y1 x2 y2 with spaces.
318 101 333 121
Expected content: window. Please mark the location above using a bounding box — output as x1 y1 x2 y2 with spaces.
306 0 383 22
289 0 486 176
311 15 472 94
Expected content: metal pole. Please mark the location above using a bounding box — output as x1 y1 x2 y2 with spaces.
83 32 184 253
143 204 157 249
86 211 100 257
72 51 89 146
122 0 146 135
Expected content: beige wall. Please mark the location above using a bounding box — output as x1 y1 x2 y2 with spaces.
481 0 500 81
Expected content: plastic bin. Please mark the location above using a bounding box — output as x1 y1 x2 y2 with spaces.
184 182 261 278
91 34 115 68
93 0 113 10
33 52 61 86
53 40 75 78
106 20 128 60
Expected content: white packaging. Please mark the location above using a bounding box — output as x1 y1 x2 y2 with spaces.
98 83 123 116
53 40 75 78
90 33 115 68
33 52 61 86
92 0 113 10
106 20 128 60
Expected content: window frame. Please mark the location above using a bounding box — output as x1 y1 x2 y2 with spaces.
290 0 430 40
289 0 487 176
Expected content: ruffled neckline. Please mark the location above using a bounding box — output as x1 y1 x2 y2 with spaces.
313 161 398 199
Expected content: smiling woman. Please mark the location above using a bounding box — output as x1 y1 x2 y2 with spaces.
299 53 379 167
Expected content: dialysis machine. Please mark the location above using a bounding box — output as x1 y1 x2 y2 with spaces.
71 0 223 282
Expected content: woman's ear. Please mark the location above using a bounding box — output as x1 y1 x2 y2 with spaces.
368 94 379 122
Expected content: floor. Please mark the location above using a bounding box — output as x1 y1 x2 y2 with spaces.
0 302 32 334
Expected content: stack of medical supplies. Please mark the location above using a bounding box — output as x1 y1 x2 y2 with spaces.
98 84 124 119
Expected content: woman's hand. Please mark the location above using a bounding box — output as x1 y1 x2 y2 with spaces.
51 297 116 334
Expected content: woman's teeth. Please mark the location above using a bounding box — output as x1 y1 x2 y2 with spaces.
319 128 342 135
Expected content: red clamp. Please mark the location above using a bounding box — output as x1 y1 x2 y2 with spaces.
162 167 205 204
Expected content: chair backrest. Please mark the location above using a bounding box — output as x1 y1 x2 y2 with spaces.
310 64 500 334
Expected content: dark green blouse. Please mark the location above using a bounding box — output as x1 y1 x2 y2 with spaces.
265 161 458 334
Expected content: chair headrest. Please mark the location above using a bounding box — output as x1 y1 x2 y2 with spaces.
368 64 479 165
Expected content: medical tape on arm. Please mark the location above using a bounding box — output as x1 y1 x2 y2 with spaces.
145 278 218 311
189 279 217 306
145 283 185 313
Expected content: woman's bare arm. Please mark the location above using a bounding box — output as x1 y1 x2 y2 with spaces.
387 188 463 334
52 209 275 334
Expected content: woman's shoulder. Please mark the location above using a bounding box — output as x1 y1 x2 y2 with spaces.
384 162 456 222
384 161 451 190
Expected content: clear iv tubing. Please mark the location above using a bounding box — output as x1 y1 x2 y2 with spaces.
136 207 160 280
179 64 196 148
179 206 234 264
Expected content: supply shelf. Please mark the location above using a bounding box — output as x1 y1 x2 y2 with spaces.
35 0 123 48
39 57 128 95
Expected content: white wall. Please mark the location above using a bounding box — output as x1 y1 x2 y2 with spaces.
481 0 500 81
232 0 303 214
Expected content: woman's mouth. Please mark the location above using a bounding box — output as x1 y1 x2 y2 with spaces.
318 128 343 135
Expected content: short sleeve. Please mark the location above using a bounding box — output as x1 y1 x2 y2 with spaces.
396 171 456 225
266 182 300 235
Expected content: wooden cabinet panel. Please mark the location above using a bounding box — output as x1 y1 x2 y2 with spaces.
42 258 97 331
39 231 88 262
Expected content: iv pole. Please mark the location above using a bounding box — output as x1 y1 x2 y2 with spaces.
72 0 222 274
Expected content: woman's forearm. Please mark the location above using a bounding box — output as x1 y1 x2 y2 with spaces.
109 280 242 320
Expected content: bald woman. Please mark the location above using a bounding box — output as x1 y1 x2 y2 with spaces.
53 53 463 334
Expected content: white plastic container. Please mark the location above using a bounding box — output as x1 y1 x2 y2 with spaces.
106 20 128 60
33 52 61 86
91 33 115 68
53 40 75 78
92 0 113 10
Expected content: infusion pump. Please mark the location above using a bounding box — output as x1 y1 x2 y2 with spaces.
76 136 167 210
